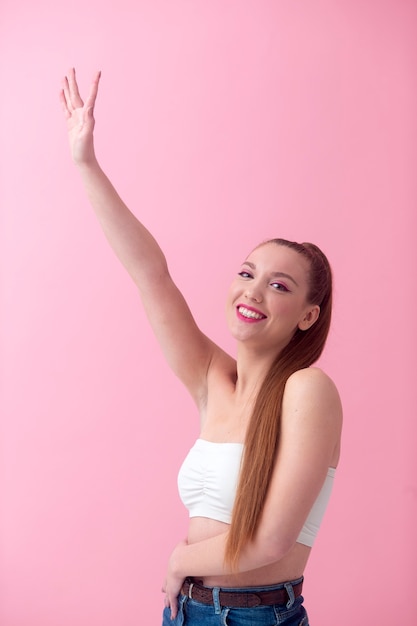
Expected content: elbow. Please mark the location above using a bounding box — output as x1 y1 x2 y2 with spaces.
255 532 294 566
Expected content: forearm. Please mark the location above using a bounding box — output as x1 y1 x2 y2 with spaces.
76 158 168 287
170 532 281 579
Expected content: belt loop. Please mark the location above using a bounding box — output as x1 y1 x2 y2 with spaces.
284 582 295 609
212 587 221 614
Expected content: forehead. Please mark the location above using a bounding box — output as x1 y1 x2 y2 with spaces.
244 243 310 282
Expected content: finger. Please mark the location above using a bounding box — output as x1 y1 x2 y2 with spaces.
84 70 101 111
61 77 74 113
67 67 84 109
59 89 72 119
169 595 178 620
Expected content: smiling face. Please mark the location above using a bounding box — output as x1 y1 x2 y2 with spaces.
226 242 320 355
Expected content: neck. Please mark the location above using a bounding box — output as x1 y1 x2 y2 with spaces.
234 344 278 401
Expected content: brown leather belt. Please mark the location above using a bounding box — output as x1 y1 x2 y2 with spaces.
181 578 303 608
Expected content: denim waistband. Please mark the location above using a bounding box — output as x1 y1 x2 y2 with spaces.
186 575 303 593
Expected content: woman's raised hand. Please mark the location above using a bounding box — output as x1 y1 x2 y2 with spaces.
60 68 101 165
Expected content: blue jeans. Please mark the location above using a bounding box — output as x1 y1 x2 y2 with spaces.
162 578 309 626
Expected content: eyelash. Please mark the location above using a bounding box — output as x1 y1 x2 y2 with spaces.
237 272 290 292
271 282 289 292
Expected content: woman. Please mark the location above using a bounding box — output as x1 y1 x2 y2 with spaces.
60 68 342 626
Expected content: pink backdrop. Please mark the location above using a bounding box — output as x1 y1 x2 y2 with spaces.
1 1 416 624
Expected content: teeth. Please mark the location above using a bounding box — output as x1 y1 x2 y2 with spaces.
238 306 265 320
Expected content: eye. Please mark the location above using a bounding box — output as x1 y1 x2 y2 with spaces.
238 271 253 279
271 282 289 292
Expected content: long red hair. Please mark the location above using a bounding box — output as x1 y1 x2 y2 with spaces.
225 239 333 568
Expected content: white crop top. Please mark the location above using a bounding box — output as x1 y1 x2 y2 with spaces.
177 438 336 548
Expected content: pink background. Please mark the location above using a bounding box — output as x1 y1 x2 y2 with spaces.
1 1 416 624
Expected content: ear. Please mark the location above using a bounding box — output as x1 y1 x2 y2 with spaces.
298 305 320 331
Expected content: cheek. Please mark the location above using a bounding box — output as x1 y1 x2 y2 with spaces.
270 301 303 324
225 291 236 320
225 284 241 326
226 281 239 306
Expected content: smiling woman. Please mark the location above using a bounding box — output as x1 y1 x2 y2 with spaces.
60 68 342 626
227 240 325 354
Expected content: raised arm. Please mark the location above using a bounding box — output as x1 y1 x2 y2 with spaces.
60 69 219 402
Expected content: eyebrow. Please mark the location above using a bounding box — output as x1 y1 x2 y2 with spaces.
242 261 299 287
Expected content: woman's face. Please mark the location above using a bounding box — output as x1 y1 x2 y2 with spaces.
226 243 320 354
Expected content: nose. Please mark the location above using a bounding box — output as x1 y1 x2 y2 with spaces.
245 286 263 303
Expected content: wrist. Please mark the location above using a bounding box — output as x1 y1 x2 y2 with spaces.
169 544 186 579
75 154 100 171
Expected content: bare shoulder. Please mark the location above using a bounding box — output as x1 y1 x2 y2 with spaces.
285 366 341 404
282 367 343 431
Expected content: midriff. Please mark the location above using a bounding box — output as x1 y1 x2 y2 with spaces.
186 516 310 588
